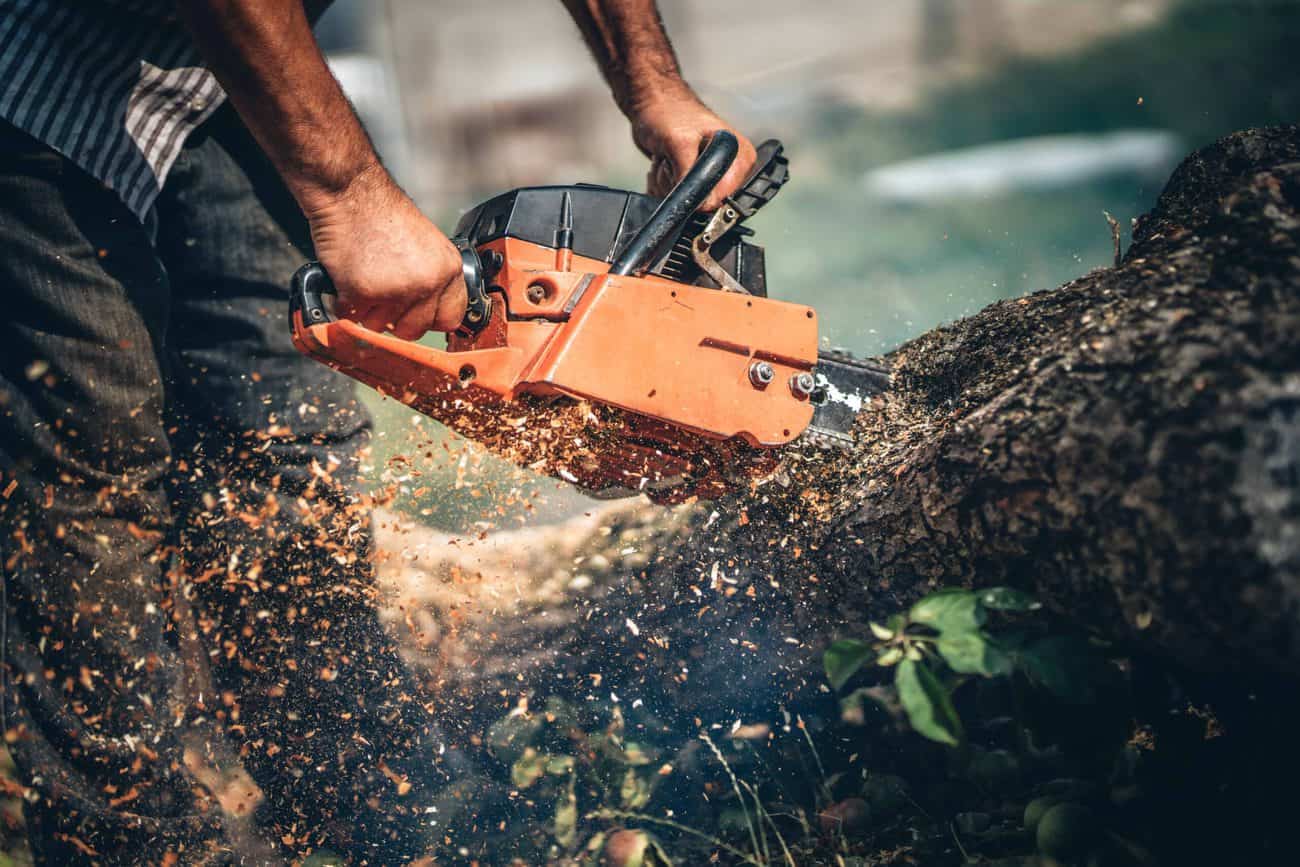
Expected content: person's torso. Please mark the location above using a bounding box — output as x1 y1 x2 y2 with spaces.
0 0 333 221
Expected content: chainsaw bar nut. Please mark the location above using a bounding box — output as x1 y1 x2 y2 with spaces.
789 371 816 399
748 361 776 388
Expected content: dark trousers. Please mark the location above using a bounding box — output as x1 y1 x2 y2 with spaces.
0 109 449 865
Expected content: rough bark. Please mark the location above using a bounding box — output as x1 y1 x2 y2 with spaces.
377 125 1300 725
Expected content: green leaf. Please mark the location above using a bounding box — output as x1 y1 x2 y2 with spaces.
554 780 578 848
511 748 549 789
824 638 875 690
895 658 964 747
300 852 346 867
978 586 1041 612
937 632 1014 677
584 831 608 857
877 646 904 667
543 695 580 730
869 621 895 640
620 767 654 809
546 755 576 776
909 588 985 634
621 741 655 766
488 712 542 764
1016 635 1102 704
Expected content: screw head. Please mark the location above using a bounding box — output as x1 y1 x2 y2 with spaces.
748 361 776 388
790 372 817 399
526 283 547 304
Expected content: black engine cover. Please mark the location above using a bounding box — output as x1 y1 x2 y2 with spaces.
452 184 767 296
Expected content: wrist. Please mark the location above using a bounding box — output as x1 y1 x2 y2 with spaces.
618 68 697 120
295 158 390 223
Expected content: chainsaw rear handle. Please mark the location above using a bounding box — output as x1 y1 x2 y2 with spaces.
609 129 739 276
289 238 491 337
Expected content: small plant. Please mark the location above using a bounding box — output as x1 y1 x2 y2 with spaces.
824 586 1101 746
485 696 817 865
486 697 669 859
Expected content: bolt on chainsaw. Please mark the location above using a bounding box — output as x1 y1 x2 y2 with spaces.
290 131 885 504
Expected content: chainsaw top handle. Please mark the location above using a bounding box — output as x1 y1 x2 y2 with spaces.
608 129 739 277
289 238 492 338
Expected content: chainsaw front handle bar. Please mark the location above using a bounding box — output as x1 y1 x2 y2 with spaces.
289 238 491 337
608 129 739 276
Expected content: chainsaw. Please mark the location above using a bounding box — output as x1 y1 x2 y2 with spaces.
289 131 885 504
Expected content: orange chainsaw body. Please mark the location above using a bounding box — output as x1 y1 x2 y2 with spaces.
290 133 832 502
291 237 818 501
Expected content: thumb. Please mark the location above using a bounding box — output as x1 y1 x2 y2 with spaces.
701 161 747 212
432 273 470 333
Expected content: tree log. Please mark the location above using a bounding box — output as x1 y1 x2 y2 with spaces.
377 125 1300 725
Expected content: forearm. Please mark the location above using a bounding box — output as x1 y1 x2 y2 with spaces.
563 0 756 208
174 0 380 214
174 1 466 337
561 0 692 116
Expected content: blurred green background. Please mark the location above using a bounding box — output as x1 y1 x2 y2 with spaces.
318 0 1300 530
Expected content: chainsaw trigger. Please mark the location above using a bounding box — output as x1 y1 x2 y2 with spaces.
691 206 750 294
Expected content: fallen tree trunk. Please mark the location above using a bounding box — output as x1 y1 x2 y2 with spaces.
825 124 1300 678
378 125 1300 724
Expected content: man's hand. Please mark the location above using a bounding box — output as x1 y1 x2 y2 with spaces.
631 93 758 211
561 1 758 210
304 166 467 338
176 0 466 341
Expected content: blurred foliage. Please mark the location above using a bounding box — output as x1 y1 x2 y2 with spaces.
0 748 31 866
757 0 1300 353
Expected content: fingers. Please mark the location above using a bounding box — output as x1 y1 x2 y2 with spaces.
326 230 468 339
362 306 398 333
701 136 758 211
431 274 469 332
391 294 440 341
337 293 413 336
338 279 466 340
390 273 468 340
652 132 759 212
699 169 738 212
647 156 676 199
335 295 390 333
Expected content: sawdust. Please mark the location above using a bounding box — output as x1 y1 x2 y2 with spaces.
377 376 777 505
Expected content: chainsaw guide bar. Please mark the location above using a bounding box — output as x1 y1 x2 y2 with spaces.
290 132 886 504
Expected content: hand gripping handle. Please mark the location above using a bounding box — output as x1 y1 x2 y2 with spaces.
289 239 491 338
608 129 739 276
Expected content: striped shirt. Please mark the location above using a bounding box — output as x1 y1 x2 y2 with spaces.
0 0 226 220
